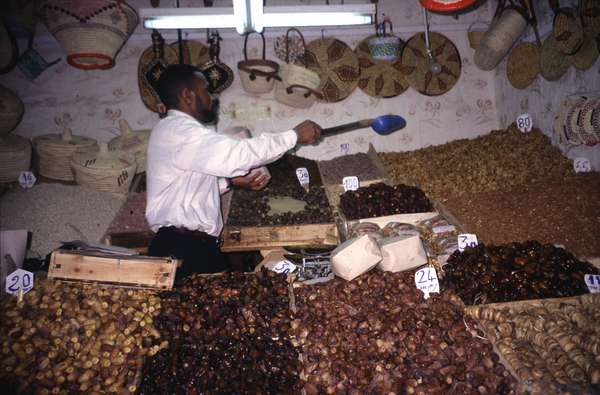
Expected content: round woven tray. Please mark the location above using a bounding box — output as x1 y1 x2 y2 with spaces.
568 35 599 71
169 40 210 68
0 84 24 134
553 7 585 55
355 35 409 98
303 38 360 102
581 0 600 38
138 43 179 113
401 32 461 96
0 134 31 182
71 143 137 195
506 42 540 90
33 128 97 181
108 119 151 174
540 34 570 82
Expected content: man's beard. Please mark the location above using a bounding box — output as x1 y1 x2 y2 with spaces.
197 98 219 125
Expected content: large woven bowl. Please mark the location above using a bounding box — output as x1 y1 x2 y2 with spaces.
0 84 24 134
0 135 31 182
42 0 138 70
506 42 540 90
108 119 150 174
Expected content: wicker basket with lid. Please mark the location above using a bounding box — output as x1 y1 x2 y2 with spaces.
33 127 97 181
0 134 31 182
0 84 24 134
108 119 150 174
71 142 137 195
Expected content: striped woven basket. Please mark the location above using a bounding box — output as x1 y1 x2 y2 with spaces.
0 135 31 182
108 119 150 174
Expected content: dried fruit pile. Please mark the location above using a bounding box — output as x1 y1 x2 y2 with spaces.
466 294 600 388
443 241 600 305
339 182 433 220
139 270 301 394
379 127 576 200
293 271 516 394
318 153 386 185
227 155 333 226
0 280 164 394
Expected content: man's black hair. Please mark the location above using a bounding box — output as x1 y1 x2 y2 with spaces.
156 64 205 110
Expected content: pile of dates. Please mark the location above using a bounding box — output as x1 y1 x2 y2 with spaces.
139 270 301 394
228 155 333 226
340 182 433 220
292 271 516 394
443 241 600 305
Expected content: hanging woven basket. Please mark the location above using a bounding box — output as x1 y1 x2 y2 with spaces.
0 134 31 183
42 0 138 70
419 0 478 13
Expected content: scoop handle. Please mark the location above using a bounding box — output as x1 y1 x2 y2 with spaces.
321 119 374 136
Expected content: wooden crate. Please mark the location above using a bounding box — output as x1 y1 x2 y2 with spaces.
221 223 339 253
48 249 179 289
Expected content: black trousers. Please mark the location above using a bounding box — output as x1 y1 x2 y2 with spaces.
148 226 228 282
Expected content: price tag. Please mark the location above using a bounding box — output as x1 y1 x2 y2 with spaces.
573 157 591 173
5 269 34 297
295 167 310 188
18 171 36 188
458 234 478 252
340 143 350 155
516 113 533 133
433 225 456 234
414 267 440 299
585 274 600 294
271 260 297 274
342 176 359 192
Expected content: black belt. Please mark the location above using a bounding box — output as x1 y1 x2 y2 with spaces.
161 226 218 243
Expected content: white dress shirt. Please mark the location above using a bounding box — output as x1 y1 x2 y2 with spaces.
146 110 297 236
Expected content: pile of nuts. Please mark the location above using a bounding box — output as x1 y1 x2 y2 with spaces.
318 153 386 185
467 293 600 388
379 126 576 199
292 271 516 394
443 241 599 305
228 155 333 226
0 280 164 394
139 270 301 394
339 183 433 220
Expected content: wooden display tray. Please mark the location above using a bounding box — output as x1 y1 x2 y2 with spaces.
48 249 179 290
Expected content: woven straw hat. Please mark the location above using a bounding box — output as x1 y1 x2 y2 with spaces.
71 142 137 195
108 119 151 174
0 134 31 182
506 42 540 90
553 7 585 55
33 127 97 181
401 32 461 96
169 40 210 67
0 84 24 135
355 36 408 98
138 36 179 114
540 34 570 81
567 35 599 71
303 38 360 102
42 0 138 70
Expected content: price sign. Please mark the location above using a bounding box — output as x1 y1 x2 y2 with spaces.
340 143 350 155
458 234 478 252
295 167 310 187
5 269 34 296
414 267 440 299
585 274 600 294
18 171 36 188
272 260 297 274
516 113 533 133
342 176 359 192
573 157 591 173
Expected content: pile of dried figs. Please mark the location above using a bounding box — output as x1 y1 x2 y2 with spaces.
139 270 301 394
292 271 516 394
339 182 433 220
443 241 600 305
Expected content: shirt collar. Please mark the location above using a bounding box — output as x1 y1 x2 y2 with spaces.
167 109 217 131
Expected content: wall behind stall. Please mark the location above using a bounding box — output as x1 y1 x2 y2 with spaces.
1 0 499 161
493 0 600 170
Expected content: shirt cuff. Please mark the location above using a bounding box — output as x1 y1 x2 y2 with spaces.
217 177 230 194
283 129 298 148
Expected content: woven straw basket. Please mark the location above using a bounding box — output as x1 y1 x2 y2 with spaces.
567 35 599 71
474 8 527 71
108 119 150 174
33 127 97 181
0 135 31 182
467 21 489 50
71 143 137 195
0 84 24 134
238 32 279 94
42 0 138 70
540 34 570 82
506 42 540 90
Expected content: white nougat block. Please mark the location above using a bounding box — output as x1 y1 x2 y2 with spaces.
378 234 427 273
331 235 382 281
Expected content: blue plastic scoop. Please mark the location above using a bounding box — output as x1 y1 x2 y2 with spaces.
321 115 407 137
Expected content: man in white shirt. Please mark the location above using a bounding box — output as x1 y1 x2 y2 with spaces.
146 64 321 279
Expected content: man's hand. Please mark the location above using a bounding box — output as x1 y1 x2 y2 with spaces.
294 120 321 145
230 169 270 191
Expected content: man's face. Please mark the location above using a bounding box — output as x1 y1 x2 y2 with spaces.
190 73 219 124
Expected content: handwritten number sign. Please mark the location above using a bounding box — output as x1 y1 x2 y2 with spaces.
340 143 350 155
573 157 591 173
295 167 310 188
585 274 600 293
516 113 533 133
18 171 36 188
5 269 34 296
458 234 478 252
272 260 297 274
415 267 440 299
342 176 359 192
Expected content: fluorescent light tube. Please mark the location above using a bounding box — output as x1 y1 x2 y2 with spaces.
259 4 375 28
140 7 237 30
